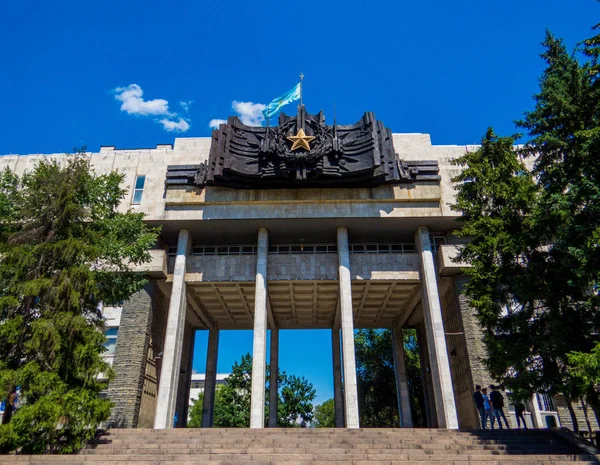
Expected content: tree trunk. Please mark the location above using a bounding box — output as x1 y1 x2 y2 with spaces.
581 398 593 432
566 397 579 432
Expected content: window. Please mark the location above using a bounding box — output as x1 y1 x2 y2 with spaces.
104 327 118 355
132 175 146 205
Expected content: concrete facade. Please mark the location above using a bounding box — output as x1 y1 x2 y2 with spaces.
5 130 567 430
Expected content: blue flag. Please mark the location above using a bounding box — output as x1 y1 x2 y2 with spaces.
262 83 301 119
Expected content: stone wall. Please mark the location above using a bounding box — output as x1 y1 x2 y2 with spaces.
439 279 478 429
185 255 257 282
108 282 155 427
555 396 600 432
137 287 169 428
350 253 420 281
449 275 513 428
268 254 338 281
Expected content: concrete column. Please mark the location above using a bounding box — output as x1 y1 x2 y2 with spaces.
337 227 360 428
154 229 191 429
175 321 195 427
417 321 436 427
392 327 414 427
531 393 544 428
250 227 269 428
202 328 219 427
415 226 459 429
268 329 279 427
331 328 345 427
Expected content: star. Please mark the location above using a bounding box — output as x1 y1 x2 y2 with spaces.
287 128 316 151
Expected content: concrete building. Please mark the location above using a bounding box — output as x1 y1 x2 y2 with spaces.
188 372 229 411
0 108 586 430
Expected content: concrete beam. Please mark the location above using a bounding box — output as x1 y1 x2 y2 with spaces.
333 297 341 331
267 298 277 330
250 227 269 428
154 229 190 429
337 226 360 428
415 226 459 429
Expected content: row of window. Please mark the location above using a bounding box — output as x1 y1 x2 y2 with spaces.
167 243 425 256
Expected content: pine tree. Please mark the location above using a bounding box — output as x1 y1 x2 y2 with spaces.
453 25 600 425
0 154 158 453
451 129 547 394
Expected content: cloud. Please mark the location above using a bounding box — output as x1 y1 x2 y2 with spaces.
160 118 190 132
180 100 193 113
232 101 266 126
114 84 171 116
209 119 227 129
114 84 190 133
209 101 267 129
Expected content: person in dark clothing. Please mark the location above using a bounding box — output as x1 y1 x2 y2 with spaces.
472 385 486 429
489 385 510 429
1 388 17 425
514 402 527 429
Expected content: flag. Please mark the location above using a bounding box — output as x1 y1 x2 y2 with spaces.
262 83 301 119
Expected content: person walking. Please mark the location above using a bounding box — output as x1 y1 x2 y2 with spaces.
482 388 495 430
490 385 510 429
514 401 527 429
473 385 487 429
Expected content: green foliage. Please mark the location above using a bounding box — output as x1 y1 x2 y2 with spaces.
187 392 204 428
187 352 316 428
0 154 159 453
354 329 424 427
452 24 600 408
313 398 335 428
568 343 600 398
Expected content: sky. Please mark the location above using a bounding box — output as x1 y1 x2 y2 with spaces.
1 0 598 405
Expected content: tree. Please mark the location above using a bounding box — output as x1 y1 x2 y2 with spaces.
452 25 600 427
187 353 316 427
188 392 205 428
451 129 544 391
354 329 425 427
0 154 158 453
313 398 335 427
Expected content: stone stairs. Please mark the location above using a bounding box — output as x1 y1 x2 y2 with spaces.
3 428 599 464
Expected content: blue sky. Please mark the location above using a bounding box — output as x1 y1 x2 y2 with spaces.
1 0 598 405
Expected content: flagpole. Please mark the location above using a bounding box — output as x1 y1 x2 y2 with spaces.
300 73 304 107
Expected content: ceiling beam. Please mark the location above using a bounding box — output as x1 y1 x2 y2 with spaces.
394 284 421 330
332 296 340 330
187 291 215 331
267 295 277 330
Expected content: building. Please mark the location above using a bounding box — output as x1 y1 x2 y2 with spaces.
0 107 590 430
188 372 229 413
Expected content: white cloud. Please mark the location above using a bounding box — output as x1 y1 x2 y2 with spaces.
232 101 266 126
160 118 190 132
113 84 191 133
180 100 193 113
209 119 227 129
114 84 172 116
208 100 269 129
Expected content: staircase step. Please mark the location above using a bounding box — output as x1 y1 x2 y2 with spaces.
0 428 594 464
